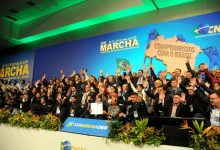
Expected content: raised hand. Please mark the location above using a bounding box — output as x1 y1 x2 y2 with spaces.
99 87 105 94
126 65 131 73
103 78 107 85
150 64 154 70
19 75 23 80
72 70 76 75
117 86 122 93
203 64 208 70
143 80 149 89
186 55 190 63
119 112 126 118
117 68 120 75
105 73 109 78
125 75 131 83
194 66 199 73
83 68 87 74
42 73 46 80
61 73 65 79
197 75 203 85
190 77 197 86
180 92 186 103
100 69 103 75
159 93 165 103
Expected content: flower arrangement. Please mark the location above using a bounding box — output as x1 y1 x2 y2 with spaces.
0 109 11 123
107 118 165 147
39 113 61 131
0 109 61 131
181 120 220 150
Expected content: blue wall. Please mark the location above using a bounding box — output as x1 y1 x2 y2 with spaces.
1 11 220 83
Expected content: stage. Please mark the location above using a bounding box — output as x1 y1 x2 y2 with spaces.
0 124 192 150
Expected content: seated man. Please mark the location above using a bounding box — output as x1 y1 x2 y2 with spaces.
165 93 189 117
167 79 183 96
107 95 120 120
153 86 172 117
118 92 148 124
69 96 82 117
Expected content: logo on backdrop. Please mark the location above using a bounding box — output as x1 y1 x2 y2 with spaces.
60 141 86 150
194 23 220 38
66 121 108 130
100 36 139 53
0 60 30 80
60 117 110 137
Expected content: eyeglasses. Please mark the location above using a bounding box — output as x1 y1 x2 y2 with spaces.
210 97 219 101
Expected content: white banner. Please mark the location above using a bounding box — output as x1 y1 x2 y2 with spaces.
0 125 192 150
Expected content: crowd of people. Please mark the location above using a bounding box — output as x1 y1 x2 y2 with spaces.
0 59 219 127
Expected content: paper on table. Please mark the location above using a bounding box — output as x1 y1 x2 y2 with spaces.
90 103 103 115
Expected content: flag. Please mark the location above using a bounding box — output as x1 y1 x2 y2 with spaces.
116 58 130 71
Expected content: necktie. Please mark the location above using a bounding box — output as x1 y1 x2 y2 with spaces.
171 104 178 117
173 89 176 95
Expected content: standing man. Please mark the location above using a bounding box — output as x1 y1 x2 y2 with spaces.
210 91 220 127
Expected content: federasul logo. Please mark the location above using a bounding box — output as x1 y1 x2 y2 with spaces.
60 141 86 150
61 141 72 150
194 23 220 37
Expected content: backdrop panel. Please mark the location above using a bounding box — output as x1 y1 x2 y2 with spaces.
31 11 220 81
0 50 35 84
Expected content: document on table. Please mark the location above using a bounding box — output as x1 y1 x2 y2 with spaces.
90 103 103 115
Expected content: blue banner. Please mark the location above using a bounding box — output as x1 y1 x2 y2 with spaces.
0 50 35 84
33 11 220 81
60 117 110 137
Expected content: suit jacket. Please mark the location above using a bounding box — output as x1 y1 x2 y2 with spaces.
117 92 130 114
131 76 145 87
70 101 82 117
53 98 70 123
117 99 149 121
166 103 190 117
167 87 183 96
186 89 210 117
153 94 173 116
120 90 132 101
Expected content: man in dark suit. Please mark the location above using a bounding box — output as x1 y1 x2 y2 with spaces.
127 68 145 87
117 83 132 113
166 94 189 117
69 95 82 117
118 92 148 124
167 79 183 96
66 85 82 103
182 84 210 118
152 86 173 117
53 94 70 123
20 94 30 112
209 91 220 126
120 84 131 100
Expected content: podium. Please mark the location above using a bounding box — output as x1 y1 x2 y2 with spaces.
147 116 206 147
